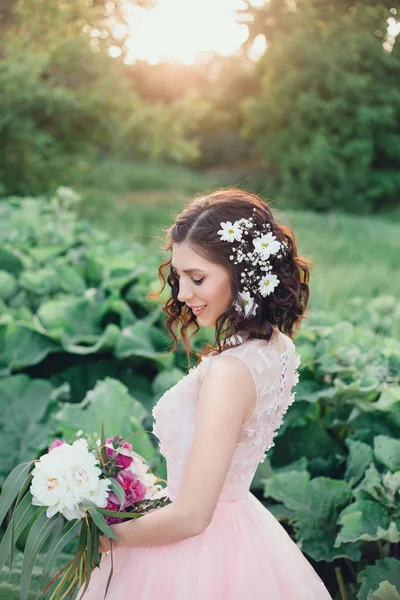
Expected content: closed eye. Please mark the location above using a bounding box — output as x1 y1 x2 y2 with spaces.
192 277 204 286
174 274 205 286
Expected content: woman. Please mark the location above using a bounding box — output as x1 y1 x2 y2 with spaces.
80 189 332 599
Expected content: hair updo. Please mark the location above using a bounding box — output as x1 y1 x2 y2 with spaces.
149 189 310 361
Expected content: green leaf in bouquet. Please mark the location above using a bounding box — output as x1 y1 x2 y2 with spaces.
39 518 80 593
21 512 64 600
0 493 38 573
336 500 391 545
10 475 33 568
358 558 400 600
373 435 400 472
108 479 125 510
0 462 31 526
0 376 54 485
345 439 374 487
56 378 148 442
86 507 118 540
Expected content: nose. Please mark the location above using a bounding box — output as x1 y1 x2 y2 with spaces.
177 278 194 303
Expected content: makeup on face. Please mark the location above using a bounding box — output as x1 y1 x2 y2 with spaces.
171 243 232 327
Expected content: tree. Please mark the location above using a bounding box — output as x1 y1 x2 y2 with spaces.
0 0 196 195
242 2 400 212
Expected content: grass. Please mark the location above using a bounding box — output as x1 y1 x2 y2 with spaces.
74 158 400 315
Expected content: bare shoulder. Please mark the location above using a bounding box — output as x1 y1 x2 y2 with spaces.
202 354 256 393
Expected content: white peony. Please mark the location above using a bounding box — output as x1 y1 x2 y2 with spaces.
253 233 281 259
30 439 110 520
258 273 280 297
217 221 243 242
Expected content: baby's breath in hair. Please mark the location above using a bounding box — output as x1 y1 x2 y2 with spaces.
217 207 286 317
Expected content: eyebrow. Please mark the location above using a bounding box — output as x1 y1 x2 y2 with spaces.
171 263 206 274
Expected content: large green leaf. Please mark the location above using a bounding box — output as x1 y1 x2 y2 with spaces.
0 376 54 484
0 324 59 375
336 500 391 545
358 558 400 600
114 320 158 359
373 435 400 472
345 439 374 487
263 471 358 562
367 581 400 600
50 359 153 406
0 247 24 277
56 378 154 460
271 420 344 477
19 267 61 296
353 463 386 504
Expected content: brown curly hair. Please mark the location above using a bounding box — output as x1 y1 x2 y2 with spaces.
148 189 310 363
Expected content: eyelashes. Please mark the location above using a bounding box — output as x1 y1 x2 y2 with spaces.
171 271 205 286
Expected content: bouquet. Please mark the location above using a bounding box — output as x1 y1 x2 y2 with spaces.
0 425 170 599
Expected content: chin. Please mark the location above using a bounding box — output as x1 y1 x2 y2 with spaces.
197 315 214 328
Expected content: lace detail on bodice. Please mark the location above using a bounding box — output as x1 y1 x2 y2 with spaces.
152 332 300 501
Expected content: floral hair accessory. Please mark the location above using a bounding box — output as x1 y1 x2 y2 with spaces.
217 208 286 317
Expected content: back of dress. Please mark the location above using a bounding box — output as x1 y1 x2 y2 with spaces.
152 330 300 503
197 331 300 501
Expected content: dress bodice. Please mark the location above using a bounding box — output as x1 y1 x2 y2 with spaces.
152 331 301 502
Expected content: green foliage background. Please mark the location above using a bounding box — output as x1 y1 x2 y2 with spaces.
0 190 399 599
0 0 399 597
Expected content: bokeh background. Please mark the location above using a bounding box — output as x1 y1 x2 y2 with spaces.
0 1 400 598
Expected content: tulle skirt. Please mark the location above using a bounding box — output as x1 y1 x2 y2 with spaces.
78 491 332 599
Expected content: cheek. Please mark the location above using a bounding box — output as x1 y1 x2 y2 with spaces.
204 278 231 305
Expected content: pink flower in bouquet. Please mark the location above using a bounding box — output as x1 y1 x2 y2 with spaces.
111 469 147 508
106 436 133 468
105 469 147 525
49 439 66 452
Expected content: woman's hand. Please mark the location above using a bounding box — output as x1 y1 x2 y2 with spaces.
99 535 113 554
98 522 127 553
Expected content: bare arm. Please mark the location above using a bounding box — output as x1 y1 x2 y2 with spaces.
107 356 256 548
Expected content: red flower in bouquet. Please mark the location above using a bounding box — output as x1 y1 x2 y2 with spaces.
106 436 133 468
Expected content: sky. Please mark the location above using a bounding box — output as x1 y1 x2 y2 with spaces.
105 1 399 64
119 0 266 64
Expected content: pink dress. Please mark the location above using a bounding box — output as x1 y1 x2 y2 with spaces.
80 333 333 599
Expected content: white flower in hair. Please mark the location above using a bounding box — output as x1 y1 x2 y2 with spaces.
217 221 243 242
258 273 280 297
253 233 281 259
234 290 258 316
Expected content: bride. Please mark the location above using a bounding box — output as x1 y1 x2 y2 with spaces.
79 188 332 599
